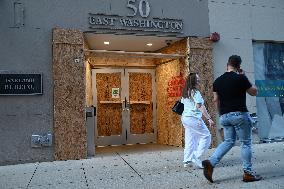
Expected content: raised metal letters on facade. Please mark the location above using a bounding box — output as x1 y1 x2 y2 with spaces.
88 0 183 33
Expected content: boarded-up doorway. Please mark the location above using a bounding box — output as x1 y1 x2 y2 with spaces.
92 68 156 146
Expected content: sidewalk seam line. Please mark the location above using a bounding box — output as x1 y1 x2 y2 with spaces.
26 162 39 189
116 152 144 181
82 162 90 189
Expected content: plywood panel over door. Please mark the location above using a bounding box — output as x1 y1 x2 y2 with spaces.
126 69 156 144
129 72 153 134
96 73 122 136
92 68 156 146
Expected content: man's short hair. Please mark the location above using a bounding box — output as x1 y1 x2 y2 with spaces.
228 55 242 69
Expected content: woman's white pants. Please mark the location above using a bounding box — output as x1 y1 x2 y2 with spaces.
181 116 211 163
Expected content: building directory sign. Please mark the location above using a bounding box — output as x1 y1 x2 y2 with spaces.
89 0 183 33
0 74 43 95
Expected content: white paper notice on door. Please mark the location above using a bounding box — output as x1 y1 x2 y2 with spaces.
112 88 120 98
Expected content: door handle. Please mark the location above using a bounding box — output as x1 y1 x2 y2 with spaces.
123 97 130 111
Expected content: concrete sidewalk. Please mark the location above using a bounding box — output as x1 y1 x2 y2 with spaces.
0 142 283 189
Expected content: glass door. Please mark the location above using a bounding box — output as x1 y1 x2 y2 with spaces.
92 68 156 146
125 69 157 144
92 69 126 146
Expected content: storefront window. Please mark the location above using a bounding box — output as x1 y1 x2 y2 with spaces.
253 42 284 142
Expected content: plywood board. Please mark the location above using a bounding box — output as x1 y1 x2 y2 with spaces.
129 73 153 134
96 73 122 136
53 28 86 160
156 37 217 148
88 56 156 68
85 62 93 107
156 39 189 147
188 37 217 148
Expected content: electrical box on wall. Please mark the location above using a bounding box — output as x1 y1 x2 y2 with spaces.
31 134 52 148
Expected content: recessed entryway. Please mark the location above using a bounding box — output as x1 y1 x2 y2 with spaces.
53 28 214 161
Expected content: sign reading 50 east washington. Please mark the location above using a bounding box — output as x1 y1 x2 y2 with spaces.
89 0 183 33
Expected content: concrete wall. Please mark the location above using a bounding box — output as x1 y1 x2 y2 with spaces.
208 0 284 113
0 0 210 164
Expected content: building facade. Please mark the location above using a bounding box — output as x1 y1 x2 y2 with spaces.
1 0 214 165
0 0 283 165
208 0 284 141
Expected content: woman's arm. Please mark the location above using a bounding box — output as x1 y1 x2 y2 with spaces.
196 103 215 127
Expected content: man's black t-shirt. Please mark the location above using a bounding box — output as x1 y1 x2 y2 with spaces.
213 72 252 115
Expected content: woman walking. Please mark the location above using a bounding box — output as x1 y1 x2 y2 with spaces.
181 73 215 168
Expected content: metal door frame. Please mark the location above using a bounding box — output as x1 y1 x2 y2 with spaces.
92 68 157 146
92 68 126 146
125 69 157 144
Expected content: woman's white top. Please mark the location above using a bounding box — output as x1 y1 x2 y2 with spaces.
181 90 204 119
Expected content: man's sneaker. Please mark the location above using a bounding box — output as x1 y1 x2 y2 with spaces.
183 161 193 168
192 156 203 169
243 171 262 182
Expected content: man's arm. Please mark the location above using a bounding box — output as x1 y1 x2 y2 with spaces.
239 71 257 96
213 92 220 112
247 85 257 96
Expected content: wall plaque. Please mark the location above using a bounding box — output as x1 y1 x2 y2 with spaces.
0 74 43 95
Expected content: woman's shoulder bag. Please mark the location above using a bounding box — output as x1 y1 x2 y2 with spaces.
172 99 184 115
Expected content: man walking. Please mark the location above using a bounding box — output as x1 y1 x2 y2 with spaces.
202 55 262 183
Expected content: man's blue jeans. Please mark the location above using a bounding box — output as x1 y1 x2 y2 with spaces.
209 112 253 172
